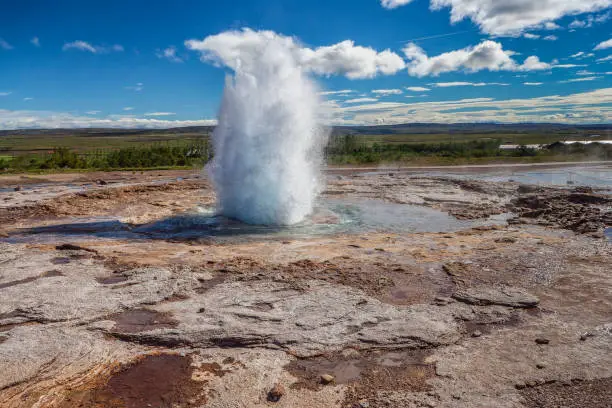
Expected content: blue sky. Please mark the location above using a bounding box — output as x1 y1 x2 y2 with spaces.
1 0 612 128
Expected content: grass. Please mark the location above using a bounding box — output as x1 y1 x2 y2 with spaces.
0 129 610 173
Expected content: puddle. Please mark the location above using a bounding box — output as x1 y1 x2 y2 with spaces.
605 227 611 242
432 165 612 188
59 354 206 408
110 309 178 333
3 197 510 245
287 349 433 388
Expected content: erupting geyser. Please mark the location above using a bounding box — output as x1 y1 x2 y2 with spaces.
207 36 328 225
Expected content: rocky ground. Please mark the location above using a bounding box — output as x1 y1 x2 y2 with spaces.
0 168 610 408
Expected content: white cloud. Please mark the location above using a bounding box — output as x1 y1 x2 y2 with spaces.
577 70 596 75
433 81 509 87
405 86 431 92
0 38 13 50
553 63 587 68
0 92 11 96
30 37 40 47
327 88 612 125
126 82 144 92
569 52 595 59
597 55 612 62
0 109 217 130
318 89 354 96
559 76 601 83
62 41 123 53
543 35 558 41
403 40 551 77
523 33 540 39
156 46 183 63
594 38 612 50
23 97 33 101
123 107 134 111
380 0 415 9
569 11 611 28
427 0 612 36
144 112 176 116
185 29 406 79
345 97 379 103
372 89 403 95
524 82 543 86
86 110 101 115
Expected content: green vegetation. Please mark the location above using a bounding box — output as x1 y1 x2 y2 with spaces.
0 126 610 173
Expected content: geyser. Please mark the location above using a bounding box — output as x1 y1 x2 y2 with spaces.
207 36 328 225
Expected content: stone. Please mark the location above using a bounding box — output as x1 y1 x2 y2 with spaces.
472 330 482 338
452 286 539 308
320 374 334 384
267 383 285 402
535 338 550 345
536 363 546 369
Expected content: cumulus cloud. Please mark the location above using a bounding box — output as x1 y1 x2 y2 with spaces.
543 35 558 41
372 89 403 95
381 0 415 9
432 81 508 87
405 86 431 92
185 29 406 79
0 38 13 50
594 38 612 50
62 41 124 53
345 97 379 103
403 40 550 77
156 46 183 63
429 0 612 36
523 33 540 40
31 37 40 47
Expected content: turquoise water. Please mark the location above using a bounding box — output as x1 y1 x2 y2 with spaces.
4 198 510 244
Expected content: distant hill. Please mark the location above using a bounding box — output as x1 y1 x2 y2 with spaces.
1 123 609 138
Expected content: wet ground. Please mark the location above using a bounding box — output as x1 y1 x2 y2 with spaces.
0 164 610 407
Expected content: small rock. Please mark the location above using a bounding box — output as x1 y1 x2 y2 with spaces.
515 383 526 390
536 363 546 369
472 330 482 338
267 383 285 402
197 308 205 313
96 179 107 185
494 237 517 243
320 374 335 384
580 332 593 341
535 338 550 345
452 394 461 400
352 400 369 408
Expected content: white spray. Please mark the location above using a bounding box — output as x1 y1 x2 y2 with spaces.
207 37 328 225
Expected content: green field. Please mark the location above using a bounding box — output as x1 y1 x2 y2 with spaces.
0 124 610 172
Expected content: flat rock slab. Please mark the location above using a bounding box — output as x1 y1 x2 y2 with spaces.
103 280 462 357
452 286 539 308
